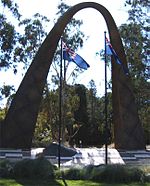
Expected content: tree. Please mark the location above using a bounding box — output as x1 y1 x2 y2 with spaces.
56 0 85 49
33 84 79 147
74 84 88 124
0 0 22 109
87 80 97 124
73 84 90 146
17 13 50 70
0 6 50 110
87 80 112 146
123 0 149 78
0 0 20 71
33 87 59 146
1 0 20 19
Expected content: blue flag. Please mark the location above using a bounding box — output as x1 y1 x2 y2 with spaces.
105 37 129 74
62 41 90 70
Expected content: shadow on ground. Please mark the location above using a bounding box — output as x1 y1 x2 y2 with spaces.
16 179 63 186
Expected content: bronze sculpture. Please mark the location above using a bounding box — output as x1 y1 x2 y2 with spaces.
0 2 145 150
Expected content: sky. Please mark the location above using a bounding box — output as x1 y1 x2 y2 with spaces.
0 0 129 107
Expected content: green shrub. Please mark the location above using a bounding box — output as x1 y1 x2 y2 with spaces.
81 165 96 180
13 159 34 179
63 168 82 180
99 165 130 183
90 165 106 181
145 174 150 182
129 167 146 183
90 164 147 183
13 157 54 180
55 165 148 183
33 157 54 179
59 164 147 183
54 169 61 179
0 159 13 178
139 165 150 182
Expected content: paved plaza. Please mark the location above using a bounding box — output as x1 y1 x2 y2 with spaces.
0 146 149 168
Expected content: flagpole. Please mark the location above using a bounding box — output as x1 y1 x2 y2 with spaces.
104 31 108 165
58 37 63 169
62 47 66 144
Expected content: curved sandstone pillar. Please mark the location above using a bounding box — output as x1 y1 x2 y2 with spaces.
0 2 145 149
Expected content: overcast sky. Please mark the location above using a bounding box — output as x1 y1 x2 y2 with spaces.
0 0 129 107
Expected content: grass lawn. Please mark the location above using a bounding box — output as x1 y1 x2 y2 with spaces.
0 179 149 186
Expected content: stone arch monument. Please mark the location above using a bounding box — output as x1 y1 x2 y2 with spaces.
0 2 145 150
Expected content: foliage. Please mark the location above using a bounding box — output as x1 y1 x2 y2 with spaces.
33 84 80 146
73 84 92 146
74 84 88 124
125 0 149 25
33 81 112 147
33 88 58 146
87 80 97 124
0 108 6 121
58 164 149 184
0 1 49 71
0 163 149 185
56 0 85 49
90 165 146 183
0 159 13 178
1 0 21 19
0 1 49 104
0 84 15 98
63 168 82 180
17 13 50 69
0 0 22 72
0 14 19 71
119 22 149 80
13 157 54 180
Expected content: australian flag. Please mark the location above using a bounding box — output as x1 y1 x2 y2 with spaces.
105 37 129 75
62 41 90 70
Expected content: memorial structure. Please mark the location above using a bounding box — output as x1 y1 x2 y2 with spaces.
0 2 145 150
